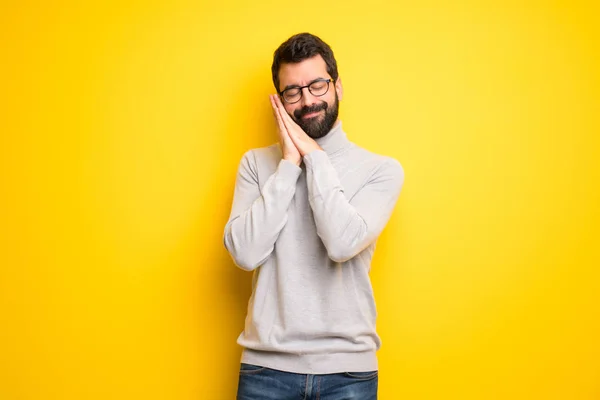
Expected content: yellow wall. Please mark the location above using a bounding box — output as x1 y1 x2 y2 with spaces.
1 1 599 399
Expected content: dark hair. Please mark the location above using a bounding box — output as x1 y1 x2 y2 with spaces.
271 33 339 92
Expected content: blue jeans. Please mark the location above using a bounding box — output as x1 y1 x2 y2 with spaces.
236 363 378 400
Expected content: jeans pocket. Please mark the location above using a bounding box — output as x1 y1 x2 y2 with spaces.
343 370 378 380
239 363 267 375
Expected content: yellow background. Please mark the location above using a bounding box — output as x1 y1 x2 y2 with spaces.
1 1 599 399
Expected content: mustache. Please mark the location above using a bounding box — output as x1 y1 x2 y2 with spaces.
293 102 328 120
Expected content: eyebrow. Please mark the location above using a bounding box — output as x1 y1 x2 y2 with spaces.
282 77 328 91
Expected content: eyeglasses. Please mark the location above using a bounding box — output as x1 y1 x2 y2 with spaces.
279 78 335 104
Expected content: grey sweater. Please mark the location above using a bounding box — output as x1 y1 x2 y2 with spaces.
223 121 404 374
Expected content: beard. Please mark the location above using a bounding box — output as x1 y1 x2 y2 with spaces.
292 93 339 139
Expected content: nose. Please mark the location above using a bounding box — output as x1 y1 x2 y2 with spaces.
299 87 318 108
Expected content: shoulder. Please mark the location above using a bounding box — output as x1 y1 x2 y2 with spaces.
349 143 404 182
237 143 282 176
238 143 280 164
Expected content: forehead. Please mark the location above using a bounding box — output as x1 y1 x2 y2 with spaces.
278 55 329 89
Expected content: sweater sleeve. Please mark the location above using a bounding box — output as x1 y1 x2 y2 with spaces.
223 150 302 271
303 150 404 263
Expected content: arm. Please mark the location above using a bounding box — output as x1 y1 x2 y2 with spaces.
223 150 302 271
303 150 404 262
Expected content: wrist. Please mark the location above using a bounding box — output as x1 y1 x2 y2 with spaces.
303 147 323 157
284 155 301 166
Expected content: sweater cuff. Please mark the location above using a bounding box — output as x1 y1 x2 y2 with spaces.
277 158 302 180
302 149 328 168
302 150 344 194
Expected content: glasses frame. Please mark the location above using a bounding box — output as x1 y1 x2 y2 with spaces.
279 78 335 104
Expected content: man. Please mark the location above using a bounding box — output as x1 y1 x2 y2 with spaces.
223 32 404 399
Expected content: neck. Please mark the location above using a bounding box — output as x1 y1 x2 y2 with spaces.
315 120 351 156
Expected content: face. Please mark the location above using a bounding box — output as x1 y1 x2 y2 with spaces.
278 55 343 139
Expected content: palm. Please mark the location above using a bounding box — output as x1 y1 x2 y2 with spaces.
269 94 321 159
270 95 301 165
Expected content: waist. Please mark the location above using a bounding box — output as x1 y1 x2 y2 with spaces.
240 347 378 374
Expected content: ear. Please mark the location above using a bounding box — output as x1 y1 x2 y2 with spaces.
335 77 343 101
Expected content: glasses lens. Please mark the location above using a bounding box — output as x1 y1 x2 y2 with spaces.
283 88 301 103
309 80 330 96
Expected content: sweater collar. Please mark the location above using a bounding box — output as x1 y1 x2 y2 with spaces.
314 120 351 156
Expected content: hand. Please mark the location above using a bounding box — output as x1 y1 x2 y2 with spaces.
270 95 301 166
270 94 322 158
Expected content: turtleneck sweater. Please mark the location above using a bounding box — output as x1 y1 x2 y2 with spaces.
223 121 404 374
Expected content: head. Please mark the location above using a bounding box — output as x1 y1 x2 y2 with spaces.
272 33 343 139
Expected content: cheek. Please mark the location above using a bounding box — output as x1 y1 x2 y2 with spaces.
326 89 338 103
285 104 299 116
325 93 337 108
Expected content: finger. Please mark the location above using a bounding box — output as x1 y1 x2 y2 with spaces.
275 113 287 139
280 109 302 142
270 95 281 122
272 95 287 124
271 96 294 129
273 93 283 108
283 119 301 148
269 95 280 119
273 94 291 120
270 94 280 110
280 112 295 138
274 95 302 132
272 99 289 138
